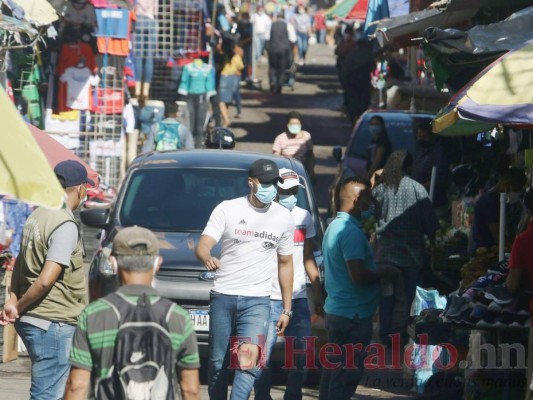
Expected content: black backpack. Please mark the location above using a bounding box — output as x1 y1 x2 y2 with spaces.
95 292 175 400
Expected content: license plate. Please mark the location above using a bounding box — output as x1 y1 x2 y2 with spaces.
189 309 209 332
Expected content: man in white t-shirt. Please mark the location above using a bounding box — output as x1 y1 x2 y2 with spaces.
196 159 295 400
254 167 324 400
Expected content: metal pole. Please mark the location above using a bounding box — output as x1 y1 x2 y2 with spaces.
429 166 436 203
499 192 507 262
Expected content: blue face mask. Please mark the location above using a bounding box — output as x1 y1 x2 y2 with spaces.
360 205 375 221
254 183 277 205
279 194 298 211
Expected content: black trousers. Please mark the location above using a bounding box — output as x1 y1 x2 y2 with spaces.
268 49 290 92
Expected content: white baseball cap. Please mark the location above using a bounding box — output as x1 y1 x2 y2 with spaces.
278 168 305 190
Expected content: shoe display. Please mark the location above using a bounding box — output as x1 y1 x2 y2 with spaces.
484 285 514 305
471 273 506 290
445 295 473 318
488 258 510 275
470 304 497 324
487 301 503 313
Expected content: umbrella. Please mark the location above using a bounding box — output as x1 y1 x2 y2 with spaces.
27 124 99 187
433 39 533 136
325 0 368 21
0 86 65 209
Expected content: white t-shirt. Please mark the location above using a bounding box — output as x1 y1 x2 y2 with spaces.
60 67 99 110
271 206 315 300
253 12 271 36
202 196 294 296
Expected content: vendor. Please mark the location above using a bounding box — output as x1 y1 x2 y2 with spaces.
506 187 533 294
506 187 533 399
469 167 526 256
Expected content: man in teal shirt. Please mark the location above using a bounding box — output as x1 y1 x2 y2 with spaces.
319 177 398 400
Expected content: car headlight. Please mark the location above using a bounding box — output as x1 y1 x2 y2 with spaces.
99 247 116 276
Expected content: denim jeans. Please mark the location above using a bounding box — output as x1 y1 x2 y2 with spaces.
254 298 311 400
316 29 326 44
15 320 76 400
318 313 372 400
208 291 270 400
254 35 267 60
379 267 421 341
296 33 309 60
133 16 157 84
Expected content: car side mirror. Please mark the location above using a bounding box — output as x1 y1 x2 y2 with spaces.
332 146 342 163
80 208 109 229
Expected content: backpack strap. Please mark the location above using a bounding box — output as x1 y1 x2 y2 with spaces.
102 292 131 324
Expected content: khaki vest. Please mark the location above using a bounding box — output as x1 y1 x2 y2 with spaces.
16 207 87 324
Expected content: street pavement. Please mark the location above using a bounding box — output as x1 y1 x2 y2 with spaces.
0 43 418 399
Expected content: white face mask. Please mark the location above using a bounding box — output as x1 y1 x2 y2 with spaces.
287 124 301 134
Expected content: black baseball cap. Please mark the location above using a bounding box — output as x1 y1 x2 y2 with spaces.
249 159 281 184
54 160 95 188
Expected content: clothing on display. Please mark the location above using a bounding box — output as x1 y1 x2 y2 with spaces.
177 60 216 97
94 8 129 39
135 0 158 19
133 15 158 86
56 42 97 76
60 66 100 110
178 60 215 147
63 0 97 27
96 10 134 56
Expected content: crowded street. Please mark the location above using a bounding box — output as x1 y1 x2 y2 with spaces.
1 0 533 399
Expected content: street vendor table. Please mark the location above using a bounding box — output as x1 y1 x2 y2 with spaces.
409 318 528 399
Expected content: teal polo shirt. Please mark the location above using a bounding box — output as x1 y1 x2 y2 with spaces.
322 212 380 319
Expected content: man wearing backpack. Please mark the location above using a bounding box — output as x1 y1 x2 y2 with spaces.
155 103 195 151
64 226 200 400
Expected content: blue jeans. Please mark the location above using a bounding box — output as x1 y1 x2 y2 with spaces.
316 30 326 44
296 33 309 60
208 291 271 400
15 320 76 400
254 298 311 400
318 313 372 400
254 35 267 60
133 16 157 83
379 267 421 341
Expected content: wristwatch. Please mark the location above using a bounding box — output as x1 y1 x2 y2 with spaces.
282 309 293 318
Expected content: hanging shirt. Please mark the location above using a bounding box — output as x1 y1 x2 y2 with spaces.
63 1 97 27
95 8 129 38
60 67 100 110
96 10 135 55
177 62 216 97
135 0 158 19
57 43 97 76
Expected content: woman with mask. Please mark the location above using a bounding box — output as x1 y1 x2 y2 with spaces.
272 111 315 180
366 115 392 179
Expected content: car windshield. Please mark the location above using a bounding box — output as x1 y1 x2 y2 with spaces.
347 115 432 160
119 167 311 231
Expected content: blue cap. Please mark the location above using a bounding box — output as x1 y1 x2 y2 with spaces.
54 160 95 188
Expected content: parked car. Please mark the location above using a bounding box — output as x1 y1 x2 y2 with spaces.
329 109 435 215
81 150 325 359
